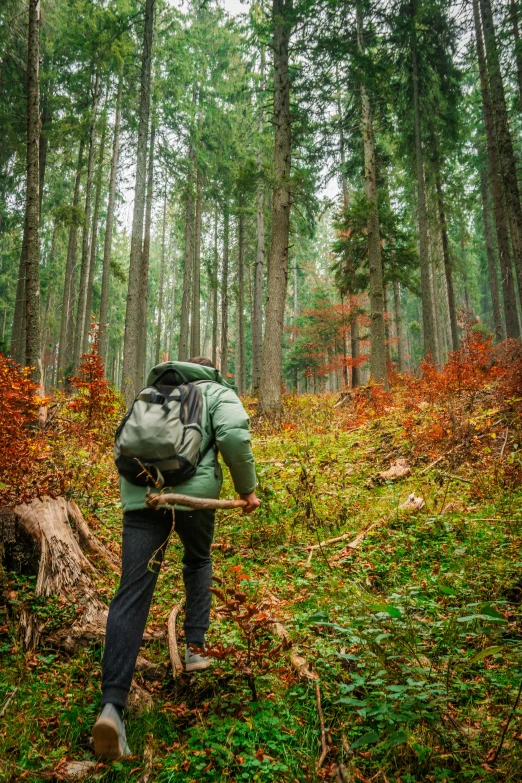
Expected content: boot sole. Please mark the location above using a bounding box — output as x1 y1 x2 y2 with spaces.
92 717 124 760
185 660 211 672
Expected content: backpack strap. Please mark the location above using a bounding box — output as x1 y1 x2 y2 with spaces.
152 367 188 387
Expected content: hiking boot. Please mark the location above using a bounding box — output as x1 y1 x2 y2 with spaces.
92 703 131 760
185 647 211 673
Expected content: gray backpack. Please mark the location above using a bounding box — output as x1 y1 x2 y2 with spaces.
114 365 213 489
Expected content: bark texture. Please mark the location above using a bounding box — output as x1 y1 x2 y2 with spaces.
511 0 522 111
480 165 504 342
137 121 155 384
122 0 155 402
357 4 387 386
155 186 167 365
236 210 246 394
25 0 41 378
393 281 405 372
259 0 292 415
473 0 520 338
480 0 522 312
83 99 108 354
178 152 195 362
211 208 219 368
5 498 108 650
252 47 265 395
57 140 84 381
435 170 459 351
220 202 230 375
73 67 101 369
99 73 122 362
190 170 203 358
411 0 436 359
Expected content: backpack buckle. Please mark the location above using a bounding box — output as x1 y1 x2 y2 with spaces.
149 391 165 405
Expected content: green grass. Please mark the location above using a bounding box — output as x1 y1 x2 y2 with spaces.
1 395 522 782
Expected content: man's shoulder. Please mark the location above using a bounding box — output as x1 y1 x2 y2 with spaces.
196 379 237 400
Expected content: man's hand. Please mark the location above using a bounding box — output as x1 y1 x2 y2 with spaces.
239 492 261 514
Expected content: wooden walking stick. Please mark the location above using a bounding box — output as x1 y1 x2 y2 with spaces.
146 492 248 511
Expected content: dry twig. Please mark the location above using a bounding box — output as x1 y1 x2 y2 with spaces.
167 604 184 677
0 688 18 718
305 523 377 565
273 622 319 681
315 681 330 770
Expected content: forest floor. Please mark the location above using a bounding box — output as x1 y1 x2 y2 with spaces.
1 334 522 783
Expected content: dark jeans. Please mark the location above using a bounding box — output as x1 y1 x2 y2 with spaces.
101 507 215 709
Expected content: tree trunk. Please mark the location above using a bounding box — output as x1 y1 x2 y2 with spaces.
511 0 522 112
155 186 167 365
190 169 203 358
73 66 101 369
83 95 108 355
479 165 504 341
480 0 522 312
121 0 155 403
236 210 246 394
393 280 405 372
473 0 520 337
24 0 41 379
57 140 84 382
357 4 387 386
435 169 459 351
40 223 58 376
252 47 265 395
411 0 436 359
137 121 155 384
99 71 122 363
351 307 361 388
259 0 292 415
220 201 230 376
211 207 219 367
168 241 177 361
11 224 28 363
178 151 195 362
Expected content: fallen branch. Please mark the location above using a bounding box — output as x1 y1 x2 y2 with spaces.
440 473 472 485
167 604 184 677
315 681 330 770
274 622 319 681
500 428 509 459
0 688 18 718
306 523 377 554
147 492 247 511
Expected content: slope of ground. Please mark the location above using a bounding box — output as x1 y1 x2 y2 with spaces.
1 335 521 782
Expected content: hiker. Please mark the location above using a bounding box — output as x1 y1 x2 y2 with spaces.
92 357 260 759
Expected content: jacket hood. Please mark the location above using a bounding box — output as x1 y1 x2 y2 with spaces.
146 360 236 390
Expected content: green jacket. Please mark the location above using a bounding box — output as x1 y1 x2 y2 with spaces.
119 361 257 512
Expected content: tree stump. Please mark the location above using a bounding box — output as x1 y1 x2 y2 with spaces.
1 496 109 650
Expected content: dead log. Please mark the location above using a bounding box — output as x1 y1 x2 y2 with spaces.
147 492 247 511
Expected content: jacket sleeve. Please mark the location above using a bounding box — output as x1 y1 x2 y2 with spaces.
210 387 257 495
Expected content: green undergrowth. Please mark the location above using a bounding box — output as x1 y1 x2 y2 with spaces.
1 393 522 782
